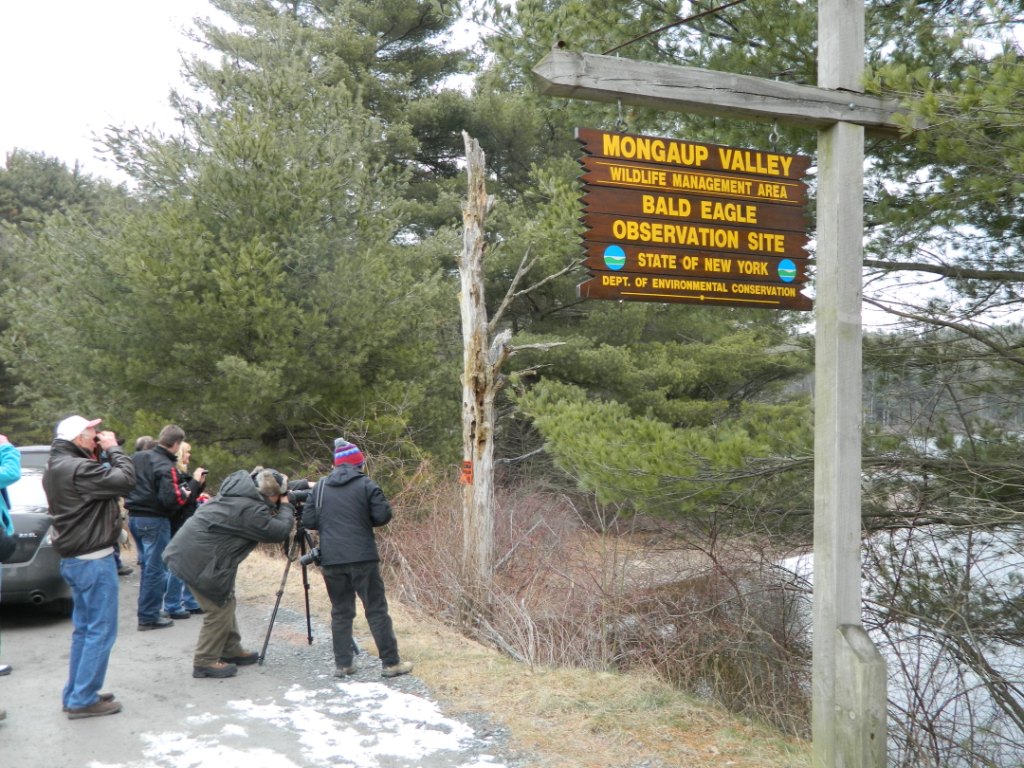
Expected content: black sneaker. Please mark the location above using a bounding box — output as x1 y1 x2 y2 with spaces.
138 617 174 631
166 611 191 620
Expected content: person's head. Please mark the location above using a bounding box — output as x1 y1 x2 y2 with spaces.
251 467 287 504
157 424 186 453
134 435 156 452
178 441 191 471
55 415 102 454
333 438 365 470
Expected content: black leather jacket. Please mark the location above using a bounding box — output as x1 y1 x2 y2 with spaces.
42 440 136 558
125 445 190 518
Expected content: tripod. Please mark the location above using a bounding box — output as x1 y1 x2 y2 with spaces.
258 524 316 665
258 521 361 665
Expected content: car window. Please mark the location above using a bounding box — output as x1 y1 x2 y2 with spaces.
6 468 48 509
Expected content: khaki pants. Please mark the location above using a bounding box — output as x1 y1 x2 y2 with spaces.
189 587 247 667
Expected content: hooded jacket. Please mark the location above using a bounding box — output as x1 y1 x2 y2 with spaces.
300 463 392 566
163 469 293 605
42 439 136 558
0 442 21 536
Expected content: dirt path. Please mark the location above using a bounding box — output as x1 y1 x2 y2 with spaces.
0 569 521 768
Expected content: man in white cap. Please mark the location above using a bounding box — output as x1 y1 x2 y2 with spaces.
43 415 136 719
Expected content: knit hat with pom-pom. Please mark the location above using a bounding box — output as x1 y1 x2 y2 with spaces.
333 438 365 467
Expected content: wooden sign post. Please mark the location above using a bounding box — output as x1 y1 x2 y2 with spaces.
534 1 890 765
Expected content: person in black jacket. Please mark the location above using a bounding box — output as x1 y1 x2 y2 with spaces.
301 439 412 679
42 415 136 719
125 424 196 630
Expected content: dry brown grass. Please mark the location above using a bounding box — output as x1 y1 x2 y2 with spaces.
237 548 811 768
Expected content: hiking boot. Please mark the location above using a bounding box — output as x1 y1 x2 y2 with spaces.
138 617 174 631
63 693 115 712
67 699 123 719
334 665 356 677
193 662 238 679
188 608 205 615
166 611 192 620
381 661 413 678
220 651 259 666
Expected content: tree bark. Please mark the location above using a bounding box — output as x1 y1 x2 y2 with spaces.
458 132 501 623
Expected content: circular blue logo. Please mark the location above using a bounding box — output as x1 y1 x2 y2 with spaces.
603 245 626 271
777 258 797 283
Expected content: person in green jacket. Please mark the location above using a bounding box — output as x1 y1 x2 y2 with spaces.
164 467 293 679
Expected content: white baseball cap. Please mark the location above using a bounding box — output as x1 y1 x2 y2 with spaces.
55 415 102 441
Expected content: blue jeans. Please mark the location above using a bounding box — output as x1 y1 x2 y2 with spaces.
164 570 201 613
129 516 171 623
60 554 118 710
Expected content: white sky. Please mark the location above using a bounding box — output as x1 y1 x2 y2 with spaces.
0 0 222 183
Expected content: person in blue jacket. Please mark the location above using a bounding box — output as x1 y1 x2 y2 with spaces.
0 432 22 716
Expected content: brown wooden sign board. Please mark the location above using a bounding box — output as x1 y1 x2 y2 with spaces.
578 271 813 311
585 211 809 258
583 185 809 234
577 127 813 179
580 156 808 207
582 241 810 284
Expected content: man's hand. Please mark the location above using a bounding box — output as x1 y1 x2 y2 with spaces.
96 431 120 451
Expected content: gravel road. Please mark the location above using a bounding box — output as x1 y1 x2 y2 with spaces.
0 570 528 768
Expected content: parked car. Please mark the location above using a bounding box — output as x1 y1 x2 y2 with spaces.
1 444 72 616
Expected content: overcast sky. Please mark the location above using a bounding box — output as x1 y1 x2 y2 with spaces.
0 0 222 182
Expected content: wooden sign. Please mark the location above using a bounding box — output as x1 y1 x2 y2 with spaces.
577 127 813 311
585 212 809 258
578 271 813 311
583 186 809 233
580 156 809 207
582 242 810 284
577 127 813 178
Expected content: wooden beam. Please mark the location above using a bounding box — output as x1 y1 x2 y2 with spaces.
533 47 911 135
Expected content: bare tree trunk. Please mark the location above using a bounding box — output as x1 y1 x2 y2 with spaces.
458 132 504 624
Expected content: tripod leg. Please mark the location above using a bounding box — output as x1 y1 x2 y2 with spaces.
298 530 315 645
258 535 299 665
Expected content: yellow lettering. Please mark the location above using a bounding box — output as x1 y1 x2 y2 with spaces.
746 232 785 254
638 252 677 270
699 201 758 224
702 257 732 273
737 260 769 276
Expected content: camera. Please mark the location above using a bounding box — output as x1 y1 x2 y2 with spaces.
288 488 312 507
299 546 321 566
287 479 313 508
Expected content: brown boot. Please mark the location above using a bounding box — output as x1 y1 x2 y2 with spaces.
67 699 123 719
193 661 238 678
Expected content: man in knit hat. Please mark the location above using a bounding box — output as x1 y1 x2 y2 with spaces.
301 439 412 679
